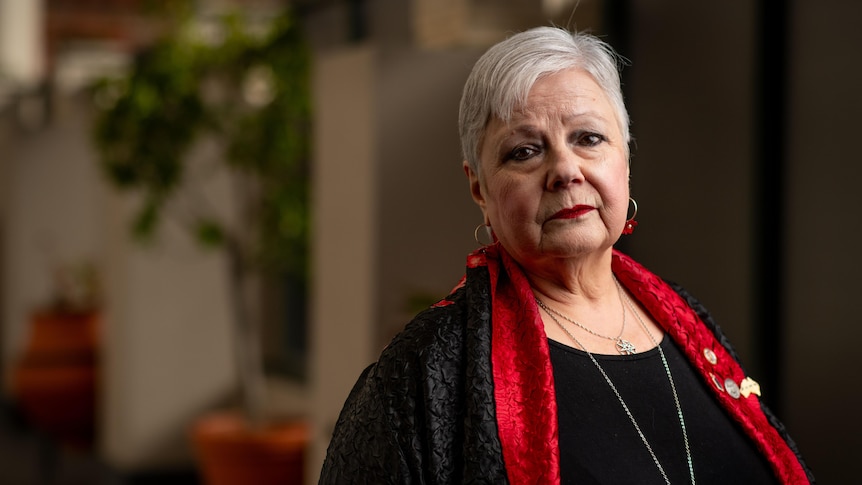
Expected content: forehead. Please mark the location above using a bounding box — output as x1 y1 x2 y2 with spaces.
486 68 619 138
518 68 613 121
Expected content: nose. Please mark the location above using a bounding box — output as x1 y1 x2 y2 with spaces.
545 146 585 191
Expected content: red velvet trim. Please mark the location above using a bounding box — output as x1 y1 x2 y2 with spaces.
476 244 809 484
483 244 561 485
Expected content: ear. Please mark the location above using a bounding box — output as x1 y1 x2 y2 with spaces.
463 161 488 221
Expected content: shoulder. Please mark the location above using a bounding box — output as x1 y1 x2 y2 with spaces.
334 280 475 424
376 283 471 380
664 280 746 365
612 251 745 364
321 283 476 483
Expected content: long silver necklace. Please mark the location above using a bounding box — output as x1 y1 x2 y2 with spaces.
537 282 637 355
535 279 696 485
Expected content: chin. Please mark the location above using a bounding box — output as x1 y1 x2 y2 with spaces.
544 230 613 254
539 240 612 261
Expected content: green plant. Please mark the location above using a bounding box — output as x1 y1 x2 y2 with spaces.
91 4 311 427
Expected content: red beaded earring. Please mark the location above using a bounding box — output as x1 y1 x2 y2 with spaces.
623 198 638 235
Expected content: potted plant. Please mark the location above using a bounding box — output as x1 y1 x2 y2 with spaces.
90 2 311 483
11 262 102 450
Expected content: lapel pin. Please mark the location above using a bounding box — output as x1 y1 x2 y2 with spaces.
740 377 761 398
724 378 741 399
703 348 717 365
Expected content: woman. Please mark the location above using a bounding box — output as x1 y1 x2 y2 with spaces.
320 27 813 484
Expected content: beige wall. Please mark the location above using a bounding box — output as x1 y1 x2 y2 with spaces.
100 137 238 469
0 0 43 86
375 46 484 344
309 44 378 477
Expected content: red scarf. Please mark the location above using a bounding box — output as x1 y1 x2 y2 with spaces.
470 244 810 484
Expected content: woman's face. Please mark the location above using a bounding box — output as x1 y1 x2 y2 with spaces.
466 68 630 266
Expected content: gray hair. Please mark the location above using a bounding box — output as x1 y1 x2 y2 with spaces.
459 26 631 173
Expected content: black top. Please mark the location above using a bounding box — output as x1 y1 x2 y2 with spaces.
549 336 779 485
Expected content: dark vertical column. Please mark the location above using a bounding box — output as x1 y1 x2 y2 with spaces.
347 0 367 42
0 226 4 383
603 0 632 106
603 0 632 64
603 0 633 255
754 0 790 414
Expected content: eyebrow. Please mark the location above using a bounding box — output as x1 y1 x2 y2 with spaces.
496 112 611 140
564 110 611 124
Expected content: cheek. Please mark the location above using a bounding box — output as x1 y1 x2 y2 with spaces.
590 157 629 219
613 169 630 201
602 155 630 197
609 164 632 220
486 175 535 222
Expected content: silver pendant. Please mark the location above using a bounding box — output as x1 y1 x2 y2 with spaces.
616 339 636 355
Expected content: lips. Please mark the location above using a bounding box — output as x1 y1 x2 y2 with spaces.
551 205 594 220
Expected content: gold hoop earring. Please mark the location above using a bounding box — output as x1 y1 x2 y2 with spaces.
474 223 494 246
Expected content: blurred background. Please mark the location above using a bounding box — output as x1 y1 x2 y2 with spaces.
0 0 858 483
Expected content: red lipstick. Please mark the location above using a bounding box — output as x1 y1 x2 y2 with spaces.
552 205 594 220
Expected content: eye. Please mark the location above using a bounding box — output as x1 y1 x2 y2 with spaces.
576 132 606 147
507 144 540 162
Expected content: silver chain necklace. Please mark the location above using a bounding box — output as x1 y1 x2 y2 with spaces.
537 282 637 355
535 278 696 485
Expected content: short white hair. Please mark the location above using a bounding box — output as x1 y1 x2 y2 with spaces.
459 26 631 173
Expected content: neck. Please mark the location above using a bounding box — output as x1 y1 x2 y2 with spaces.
521 249 628 352
524 248 616 305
